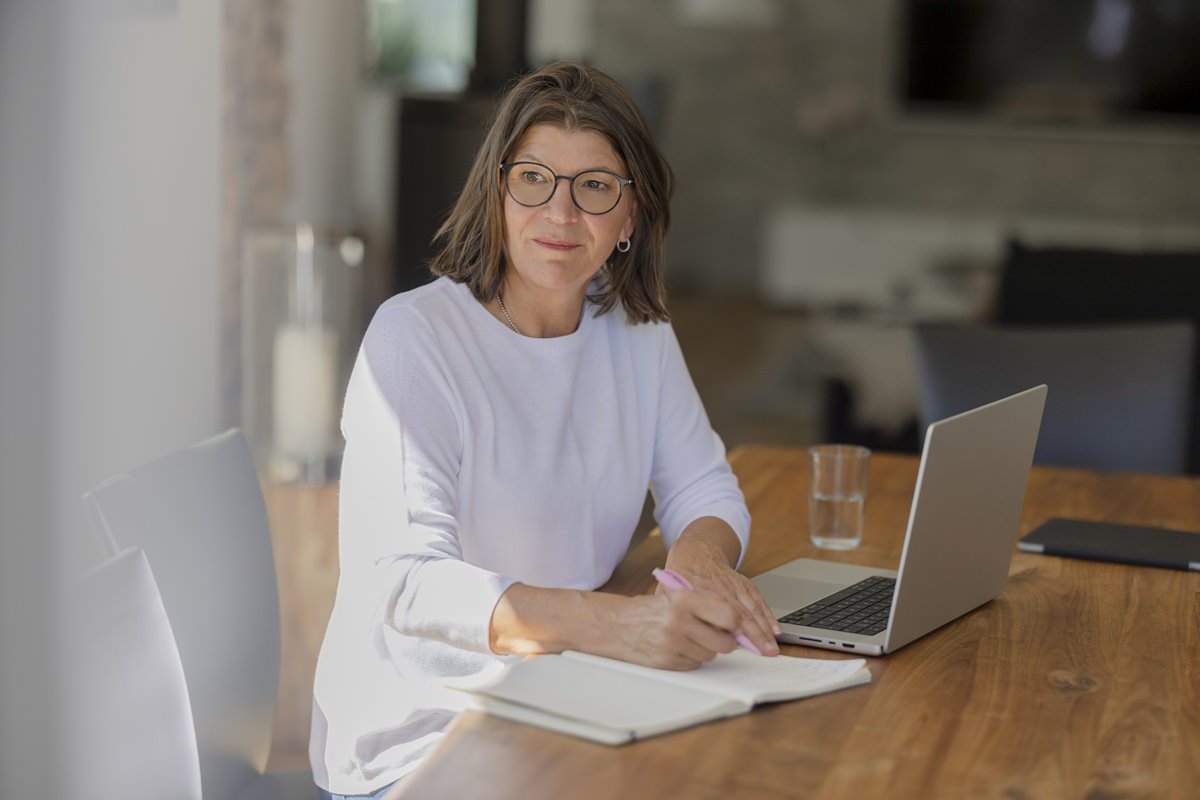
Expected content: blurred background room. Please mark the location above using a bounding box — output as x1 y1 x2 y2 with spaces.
3 0 1199 793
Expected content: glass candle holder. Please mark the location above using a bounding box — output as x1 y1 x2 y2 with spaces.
241 224 364 484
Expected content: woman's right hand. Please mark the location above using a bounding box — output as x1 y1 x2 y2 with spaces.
592 590 746 670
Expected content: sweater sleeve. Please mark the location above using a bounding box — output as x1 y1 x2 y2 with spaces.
338 305 516 655
649 324 752 565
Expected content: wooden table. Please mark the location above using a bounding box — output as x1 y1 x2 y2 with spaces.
262 480 340 769
399 446 1200 799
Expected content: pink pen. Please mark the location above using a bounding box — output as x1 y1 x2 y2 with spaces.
652 567 763 656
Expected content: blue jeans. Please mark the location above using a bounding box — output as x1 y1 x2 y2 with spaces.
317 782 396 800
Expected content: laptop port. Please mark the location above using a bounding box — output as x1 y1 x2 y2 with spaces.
842 643 855 649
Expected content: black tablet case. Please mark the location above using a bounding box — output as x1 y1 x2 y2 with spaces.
1018 517 1200 572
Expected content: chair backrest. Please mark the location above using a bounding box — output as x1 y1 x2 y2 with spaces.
82 429 279 800
996 241 1200 327
67 546 203 800
912 323 1196 474
996 240 1200 472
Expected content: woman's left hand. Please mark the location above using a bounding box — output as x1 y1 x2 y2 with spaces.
661 523 781 656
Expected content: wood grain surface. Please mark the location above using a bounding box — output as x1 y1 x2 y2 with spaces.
394 447 1200 799
262 481 339 770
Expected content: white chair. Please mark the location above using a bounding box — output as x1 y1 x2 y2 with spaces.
83 429 316 799
66 546 203 800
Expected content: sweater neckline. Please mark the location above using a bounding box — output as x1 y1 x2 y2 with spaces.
447 277 594 354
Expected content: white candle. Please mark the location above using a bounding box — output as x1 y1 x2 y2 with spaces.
272 322 339 463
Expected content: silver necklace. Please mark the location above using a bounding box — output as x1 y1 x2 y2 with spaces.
496 292 585 337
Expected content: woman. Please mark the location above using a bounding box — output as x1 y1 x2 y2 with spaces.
310 62 780 799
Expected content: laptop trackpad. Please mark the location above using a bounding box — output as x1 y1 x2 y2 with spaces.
754 574 845 615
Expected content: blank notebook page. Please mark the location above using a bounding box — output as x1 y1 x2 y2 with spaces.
476 655 740 730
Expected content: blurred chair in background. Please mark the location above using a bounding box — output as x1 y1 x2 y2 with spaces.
83 430 316 799
912 322 1196 475
68 546 203 800
997 240 1200 471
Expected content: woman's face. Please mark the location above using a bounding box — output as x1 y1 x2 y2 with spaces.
501 124 636 297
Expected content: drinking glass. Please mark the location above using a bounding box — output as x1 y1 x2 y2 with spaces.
808 445 870 549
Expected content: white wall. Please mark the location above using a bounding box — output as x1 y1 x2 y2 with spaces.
51 0 222 570
288 0 361 226
0 3 63 795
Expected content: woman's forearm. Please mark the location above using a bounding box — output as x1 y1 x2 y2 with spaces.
488 580 750 669
488 582 628 656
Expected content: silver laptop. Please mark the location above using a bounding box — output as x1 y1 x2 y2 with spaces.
754 385 1047 656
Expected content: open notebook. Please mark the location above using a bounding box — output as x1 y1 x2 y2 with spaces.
448 649 871 745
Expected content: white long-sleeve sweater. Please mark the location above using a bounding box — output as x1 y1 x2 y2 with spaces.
310 277 750 795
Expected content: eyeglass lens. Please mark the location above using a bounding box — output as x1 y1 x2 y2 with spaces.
505 163 625 215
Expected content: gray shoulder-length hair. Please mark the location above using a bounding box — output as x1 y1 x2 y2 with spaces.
428 62 675 324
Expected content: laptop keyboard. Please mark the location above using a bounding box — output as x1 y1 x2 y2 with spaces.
778 575 896 636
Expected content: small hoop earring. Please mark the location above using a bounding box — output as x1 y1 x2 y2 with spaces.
616 238 631 253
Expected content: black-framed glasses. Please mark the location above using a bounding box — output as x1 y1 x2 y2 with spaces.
500 161 633 216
